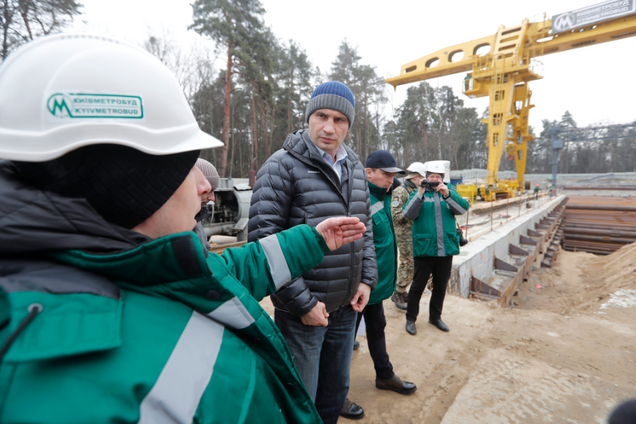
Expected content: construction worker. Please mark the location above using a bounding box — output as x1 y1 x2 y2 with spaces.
346 150 416 417
534 183 541 200
0 34 367 424
390 162 427 310
463 73 472 91
402 162 470 335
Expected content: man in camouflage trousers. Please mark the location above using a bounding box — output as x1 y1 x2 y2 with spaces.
390 162 426 309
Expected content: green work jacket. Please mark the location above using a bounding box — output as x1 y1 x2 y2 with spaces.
402 189 470 257
0 226 327 424
368 181 398 305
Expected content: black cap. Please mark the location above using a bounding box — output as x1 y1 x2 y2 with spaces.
365 150 404 174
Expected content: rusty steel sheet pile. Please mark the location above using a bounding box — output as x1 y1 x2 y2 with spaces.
563 195 636 255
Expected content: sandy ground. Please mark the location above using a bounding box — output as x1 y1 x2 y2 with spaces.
260 244 636 424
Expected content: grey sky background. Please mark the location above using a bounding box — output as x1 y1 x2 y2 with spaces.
71 0 636 132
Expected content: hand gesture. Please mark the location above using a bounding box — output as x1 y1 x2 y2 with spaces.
350 283 371 312
301 301 329 327
435 182 450 197
315 217 366 251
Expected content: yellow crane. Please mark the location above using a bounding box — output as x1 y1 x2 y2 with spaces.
387 1 636 201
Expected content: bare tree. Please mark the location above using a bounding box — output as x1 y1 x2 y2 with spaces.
1 0 82 61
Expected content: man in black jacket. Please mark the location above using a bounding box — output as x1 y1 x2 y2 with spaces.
248 81 377 424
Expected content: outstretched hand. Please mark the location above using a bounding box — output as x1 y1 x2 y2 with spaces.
315 217 366 251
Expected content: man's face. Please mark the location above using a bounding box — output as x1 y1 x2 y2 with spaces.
427 173 443 183
366 168 396 190
308 109 349 159
133 166 211 239
200 185 215 207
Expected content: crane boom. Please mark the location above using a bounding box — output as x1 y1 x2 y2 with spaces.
387 3 636 200
386 13 636 87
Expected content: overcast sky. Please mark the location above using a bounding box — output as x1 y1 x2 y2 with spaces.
71 0 636 132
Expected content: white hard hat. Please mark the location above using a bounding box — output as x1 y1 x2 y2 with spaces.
406 162 427 178
424 160 450 183
0 33 223 162
425 161 445 175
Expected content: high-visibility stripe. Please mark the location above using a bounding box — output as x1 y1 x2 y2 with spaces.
370 202 384 216
138 311 223 424
402 194 422 219
259 234 292 290
446 197 467 215
207 296 255 329
434 193 446 257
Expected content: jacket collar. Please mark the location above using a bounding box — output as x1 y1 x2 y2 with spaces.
404 178 417 191
368 181 389 199
283 129 359 168
50 232 211 286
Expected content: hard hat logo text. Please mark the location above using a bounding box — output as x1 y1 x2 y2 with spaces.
47 93 144 119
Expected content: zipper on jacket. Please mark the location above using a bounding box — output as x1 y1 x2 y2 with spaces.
344 161 360 307
284 135 363 308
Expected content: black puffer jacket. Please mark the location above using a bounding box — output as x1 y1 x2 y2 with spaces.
248 130 377 315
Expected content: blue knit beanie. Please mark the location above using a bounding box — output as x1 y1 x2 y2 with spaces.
305 81 355 128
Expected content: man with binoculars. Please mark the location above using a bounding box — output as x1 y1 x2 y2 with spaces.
401 162 470 335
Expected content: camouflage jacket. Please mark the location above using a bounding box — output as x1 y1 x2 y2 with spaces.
391 179 417 244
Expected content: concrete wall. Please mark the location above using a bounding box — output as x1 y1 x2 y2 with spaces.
451 196 564 298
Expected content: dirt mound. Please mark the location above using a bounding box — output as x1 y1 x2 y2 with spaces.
515 242 636 316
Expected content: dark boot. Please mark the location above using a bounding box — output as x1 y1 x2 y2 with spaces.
405 319 417 335
340 398 364 420
375 375 417 395
391 291 408 310
429 317 449 332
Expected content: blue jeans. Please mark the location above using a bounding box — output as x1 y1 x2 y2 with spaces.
275 305 357 424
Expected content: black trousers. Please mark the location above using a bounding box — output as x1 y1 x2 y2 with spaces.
406 256 453 322
354 301 394 380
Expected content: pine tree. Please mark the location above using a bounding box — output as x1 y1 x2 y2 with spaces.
190 0 268 177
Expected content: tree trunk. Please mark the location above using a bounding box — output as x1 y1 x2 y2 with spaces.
250 84 258 171
19 5 33 40
288 68 294 134
220 41 233 177
423 120 428 158
229 99 234 177
2 0 12 60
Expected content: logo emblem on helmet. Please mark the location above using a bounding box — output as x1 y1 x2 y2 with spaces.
47 93 144 119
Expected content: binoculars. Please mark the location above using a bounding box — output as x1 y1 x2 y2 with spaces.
420 180 440 189
456 227 469 246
